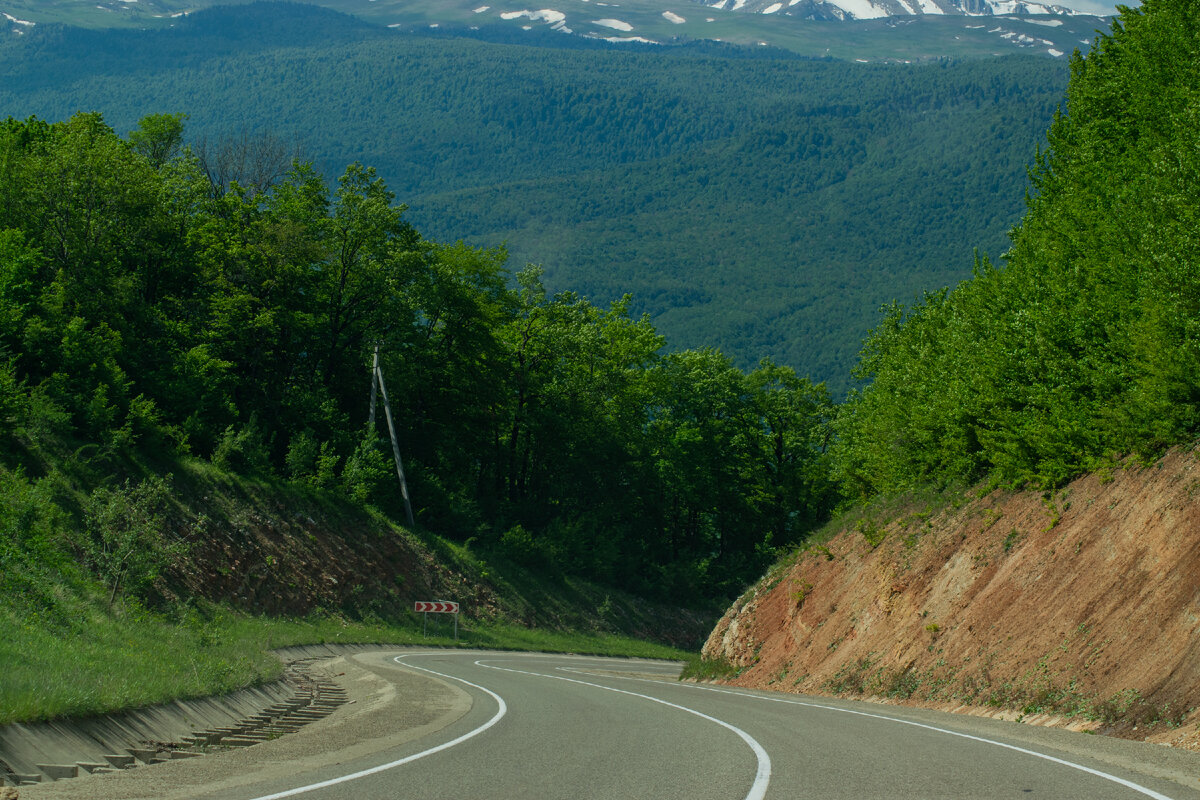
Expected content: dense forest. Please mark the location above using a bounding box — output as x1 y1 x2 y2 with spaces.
2 0 1192 623
0 113 835 602
831 0 1200 495
0 2 1071 391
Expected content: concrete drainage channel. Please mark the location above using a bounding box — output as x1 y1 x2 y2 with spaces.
0 643 382 789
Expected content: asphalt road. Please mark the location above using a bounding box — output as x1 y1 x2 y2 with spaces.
191 649 1200 800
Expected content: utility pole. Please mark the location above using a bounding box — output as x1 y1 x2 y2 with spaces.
369 345 379 427
371 344 415 528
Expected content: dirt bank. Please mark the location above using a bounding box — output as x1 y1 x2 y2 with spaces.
702 445 1200 748
148 469 712 648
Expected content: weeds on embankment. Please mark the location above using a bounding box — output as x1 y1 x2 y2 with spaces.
679 655 742 682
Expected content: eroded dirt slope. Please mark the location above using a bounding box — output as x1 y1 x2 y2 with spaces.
147 468 711 647
703 445 1200 747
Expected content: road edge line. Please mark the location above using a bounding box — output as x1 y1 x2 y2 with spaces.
243 655 507 800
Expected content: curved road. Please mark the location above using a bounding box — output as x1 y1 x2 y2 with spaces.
189 649 1200 800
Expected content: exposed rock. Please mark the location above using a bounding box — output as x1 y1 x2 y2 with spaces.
703 445 1200 746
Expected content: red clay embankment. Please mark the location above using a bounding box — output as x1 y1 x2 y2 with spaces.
702 445 1200 748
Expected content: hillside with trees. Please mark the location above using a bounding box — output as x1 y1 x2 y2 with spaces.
4 0 1195 742
701 0 1200 740
830 0 1200 494
0 111 836 612
0 2 1071 391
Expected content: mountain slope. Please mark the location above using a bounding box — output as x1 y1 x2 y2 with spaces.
725 0 1082 20
0 5 1071 390
0 0 1109 59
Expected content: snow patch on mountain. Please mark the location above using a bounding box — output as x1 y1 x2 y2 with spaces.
501 8 566 23
991 0 1067 12
836 0 889 18
721 0 1089 20
593 17 634 29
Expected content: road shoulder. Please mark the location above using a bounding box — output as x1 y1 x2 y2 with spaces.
18 650 470 800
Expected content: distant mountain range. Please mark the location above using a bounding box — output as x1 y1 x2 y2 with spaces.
0 0 1109 60
719 0 1083 20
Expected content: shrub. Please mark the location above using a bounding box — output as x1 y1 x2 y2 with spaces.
340 428 390 504
82 476 188 604
211 418 273 474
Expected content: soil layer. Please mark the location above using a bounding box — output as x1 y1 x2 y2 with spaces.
702 445 1200 749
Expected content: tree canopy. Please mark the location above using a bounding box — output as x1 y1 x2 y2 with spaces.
832 0 1200 495
0 112 836 601
0 5 1070 392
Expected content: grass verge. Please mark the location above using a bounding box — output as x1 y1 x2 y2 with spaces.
0 598 689 726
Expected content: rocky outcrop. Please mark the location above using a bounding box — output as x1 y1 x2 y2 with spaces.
703 445 1200 748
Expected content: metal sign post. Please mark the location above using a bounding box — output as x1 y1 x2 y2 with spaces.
414 601 460 641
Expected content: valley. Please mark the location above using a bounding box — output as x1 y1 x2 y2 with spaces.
3 0 1199 789
0 3 1071 388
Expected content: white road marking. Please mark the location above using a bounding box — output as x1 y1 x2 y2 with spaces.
569 669 1178 800
244 654 508 800
475 658 771 800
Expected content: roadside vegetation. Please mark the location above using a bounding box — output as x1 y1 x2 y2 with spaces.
0 431 697 724
0 599 688 726
679 655 743 682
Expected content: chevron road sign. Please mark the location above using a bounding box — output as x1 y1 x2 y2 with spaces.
415 600 460 640
414 601 459 613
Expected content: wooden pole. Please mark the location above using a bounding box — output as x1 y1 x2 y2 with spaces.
369 344 379 427
374 361 416 528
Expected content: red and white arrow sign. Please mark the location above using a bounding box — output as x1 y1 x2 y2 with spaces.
414 601 459 613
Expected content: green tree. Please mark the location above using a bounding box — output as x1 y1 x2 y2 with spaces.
127 112 187 169
83 476 186 604
746 359 834 545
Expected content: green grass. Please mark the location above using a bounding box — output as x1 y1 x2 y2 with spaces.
679 654 742 681
462 623 689 660
0 598 689 725
0 437 698 727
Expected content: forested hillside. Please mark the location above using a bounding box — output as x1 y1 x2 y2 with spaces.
0 112 839 605
701 0 1200 739
0 0 1106 60
831 0 1200 494
0 2 1071 390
